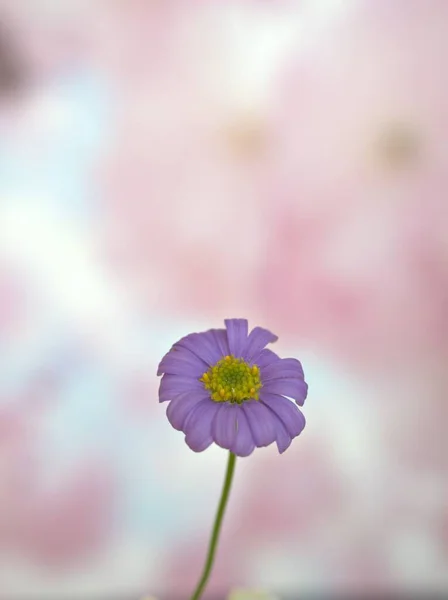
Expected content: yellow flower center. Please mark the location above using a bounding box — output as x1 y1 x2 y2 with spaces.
200 355 262 403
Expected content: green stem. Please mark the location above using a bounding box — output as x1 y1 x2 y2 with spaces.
190 451 237 600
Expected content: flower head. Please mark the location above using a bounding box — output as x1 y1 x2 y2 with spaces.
157 319 308 456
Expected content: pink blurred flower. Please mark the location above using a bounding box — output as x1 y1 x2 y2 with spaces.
377 365 448 472
0 398 115 568
91 0 217 81
261 0 448 372
15 460 115 568
0 404 38 546
331 540 393 594
230 440 345 546
96 2 272 318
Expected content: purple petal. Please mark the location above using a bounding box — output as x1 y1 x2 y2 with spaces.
224 319 248 358
255 348 280 367
157 347 208 377
212 402 239 450
176 331 222 366
260 392 306 438
261 358 304 381
243 327 278 362
159 374 203 403
184 399 220 452
242 401 277 448
166 391 210 431
262 378 308 406
272 417 292 454
210 328 230 358
230 408 255 457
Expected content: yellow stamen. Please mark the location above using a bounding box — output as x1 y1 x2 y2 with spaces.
200 355 262 404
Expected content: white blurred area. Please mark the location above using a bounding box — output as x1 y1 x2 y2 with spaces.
0 1 447 599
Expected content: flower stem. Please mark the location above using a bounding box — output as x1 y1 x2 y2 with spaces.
190 451 237 600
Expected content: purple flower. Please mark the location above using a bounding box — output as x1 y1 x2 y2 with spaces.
157 319 308 456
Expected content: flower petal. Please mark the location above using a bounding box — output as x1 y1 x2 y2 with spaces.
230 408 255 457
261 358 304 381
210 328 230 358
243 327 278 362
176 331 222 366
212 402 239 450
260 392 306 438
157 347 208 377
225 319 249 358
166 391 210 431
272 416 292 454
242 401 277 448
255 348 280 368
159 374 203 403
184 399 220 452
262 378 308 406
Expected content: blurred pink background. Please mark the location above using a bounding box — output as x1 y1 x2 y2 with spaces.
0 1 447 598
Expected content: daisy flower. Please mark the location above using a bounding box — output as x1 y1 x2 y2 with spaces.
157 318 308 456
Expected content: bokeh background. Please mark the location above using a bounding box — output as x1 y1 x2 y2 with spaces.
0 1 447 598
